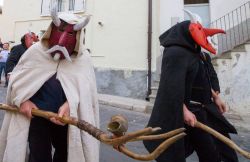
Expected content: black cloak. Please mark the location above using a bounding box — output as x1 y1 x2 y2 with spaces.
195 52 238 162
143 21 201 162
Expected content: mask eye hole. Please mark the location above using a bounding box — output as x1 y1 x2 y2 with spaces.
68 31 74 36
58 28 64 32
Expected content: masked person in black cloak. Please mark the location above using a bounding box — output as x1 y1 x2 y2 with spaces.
143 10 235 162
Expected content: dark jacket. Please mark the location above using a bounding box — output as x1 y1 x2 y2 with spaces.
143 21 201 162
6 44 27 74
30 74 66 113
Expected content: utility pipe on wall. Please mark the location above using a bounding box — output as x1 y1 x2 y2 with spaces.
146 0 153 100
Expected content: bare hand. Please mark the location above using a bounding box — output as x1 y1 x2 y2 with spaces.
6 74 10 81
214 96 227 114
20 100 38 118
183 104 197 127
50 101 70 126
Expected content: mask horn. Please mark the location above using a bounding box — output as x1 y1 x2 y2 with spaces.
73 15 91 31
51 4 61 27
193 13 202 24
184 9 198 23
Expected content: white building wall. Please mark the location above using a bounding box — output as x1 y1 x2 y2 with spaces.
0 0 160 99
0 0 160 72
160 0 184 34
86 0 159 71
0 0 44 43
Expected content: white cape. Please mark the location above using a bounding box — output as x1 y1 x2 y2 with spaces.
0 42 100 162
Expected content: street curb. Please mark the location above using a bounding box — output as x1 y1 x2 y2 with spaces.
98 94 149 113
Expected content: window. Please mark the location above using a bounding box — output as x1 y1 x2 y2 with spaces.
41 0 85 16
74 0 85 12
69 0 75 11
41 0 51 16
57 0 64 12
184 0 209 4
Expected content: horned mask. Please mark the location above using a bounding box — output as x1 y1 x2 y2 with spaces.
47 6 91 61
184 10 225 54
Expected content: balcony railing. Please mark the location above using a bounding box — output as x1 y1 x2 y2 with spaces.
210 1 250 54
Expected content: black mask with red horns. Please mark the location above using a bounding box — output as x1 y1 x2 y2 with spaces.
184 10 225 54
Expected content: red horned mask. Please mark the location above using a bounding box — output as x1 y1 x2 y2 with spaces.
48 21 77 61
184 10 225 54
47 6 91 61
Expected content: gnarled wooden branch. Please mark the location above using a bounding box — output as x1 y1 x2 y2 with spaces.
0 103 185 161
118 132 186 161
195 121 250 159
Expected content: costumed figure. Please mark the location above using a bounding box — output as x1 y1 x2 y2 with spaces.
0 7 99 162
143 10 233 162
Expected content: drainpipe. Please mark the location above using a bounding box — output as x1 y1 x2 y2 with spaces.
146 0 152 100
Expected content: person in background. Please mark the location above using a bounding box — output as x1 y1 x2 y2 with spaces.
5 32 39 87
0 38 3 49
6 32 39 75
0 43 10 87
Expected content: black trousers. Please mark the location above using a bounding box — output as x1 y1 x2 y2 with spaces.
185 109 221 162
28 117 68 162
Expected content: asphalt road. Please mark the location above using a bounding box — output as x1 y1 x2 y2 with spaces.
0 84 250 162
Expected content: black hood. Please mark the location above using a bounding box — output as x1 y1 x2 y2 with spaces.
159 20 200 53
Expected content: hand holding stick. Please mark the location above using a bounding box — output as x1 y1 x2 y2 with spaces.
0 103 186 161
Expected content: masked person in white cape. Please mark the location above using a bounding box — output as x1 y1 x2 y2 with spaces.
0 8 99 162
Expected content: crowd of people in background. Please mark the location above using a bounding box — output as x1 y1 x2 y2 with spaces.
0 33 39 88
0 38 10 87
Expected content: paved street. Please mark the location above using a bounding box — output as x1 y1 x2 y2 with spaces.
0 85 250 162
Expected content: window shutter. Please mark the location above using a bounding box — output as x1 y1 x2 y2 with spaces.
74 0 85 12
41 0 51 16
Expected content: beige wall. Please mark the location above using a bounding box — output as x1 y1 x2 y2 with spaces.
0 0 45 42
0 0 160 72
85 0 159 71
160 0 184 34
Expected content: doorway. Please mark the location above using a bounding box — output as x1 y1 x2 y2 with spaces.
184 0 210 27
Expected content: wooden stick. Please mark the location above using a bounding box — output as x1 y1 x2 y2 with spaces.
195 121 250 159
129 128 186 142
118 133 186 161
0 103 185 161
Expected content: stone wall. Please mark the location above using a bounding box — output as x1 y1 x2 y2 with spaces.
213 42 250 130
95 68 156 100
